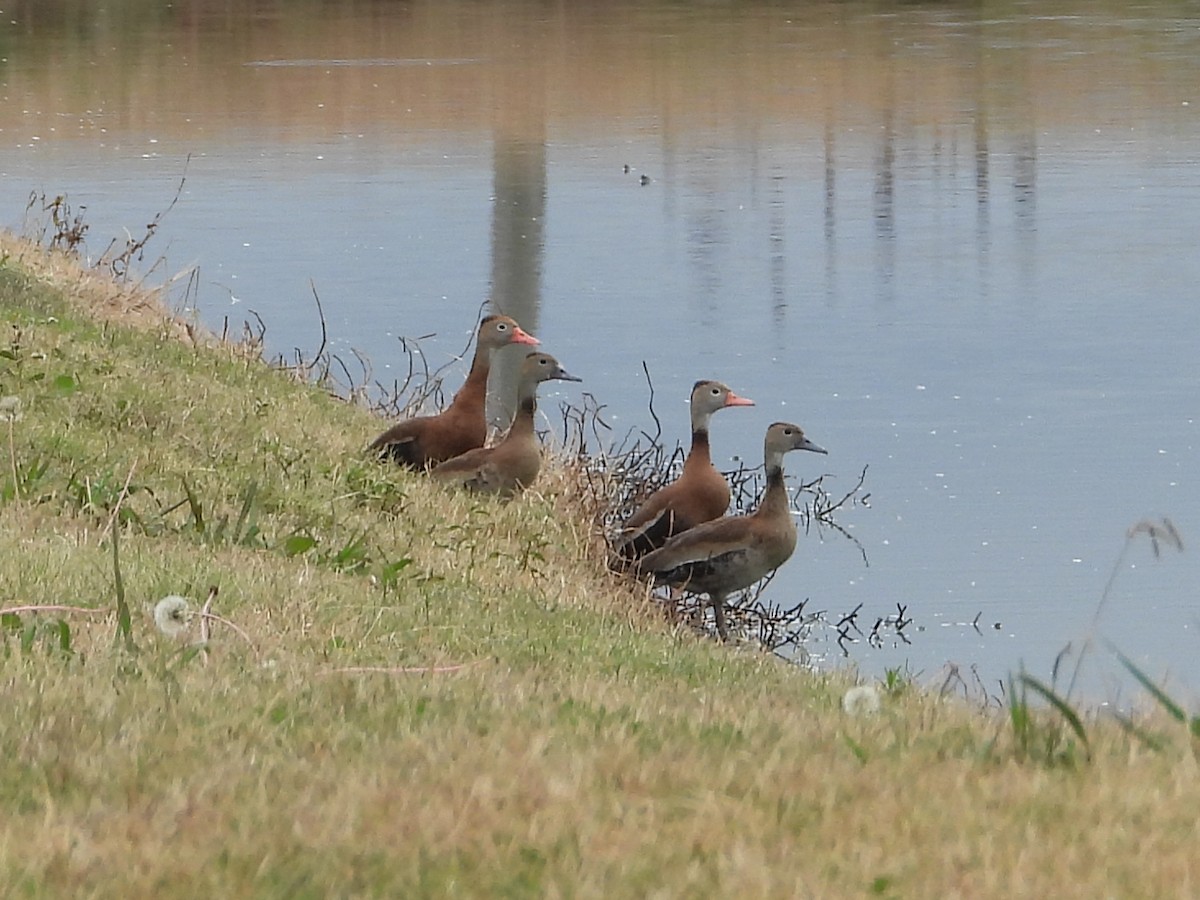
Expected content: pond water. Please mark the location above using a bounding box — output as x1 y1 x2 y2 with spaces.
2 0 1199 703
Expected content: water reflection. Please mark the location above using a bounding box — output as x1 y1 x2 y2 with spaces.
489 137 547 426
823 117 838 306
2 0 1200 698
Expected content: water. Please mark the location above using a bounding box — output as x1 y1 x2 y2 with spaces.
3 0 1199 702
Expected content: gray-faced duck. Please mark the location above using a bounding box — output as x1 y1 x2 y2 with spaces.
634 421 827 641
430 351 581 496
614 380 754 560
368 315 538 469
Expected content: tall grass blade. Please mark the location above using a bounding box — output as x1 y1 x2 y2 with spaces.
1114 651 1186 724
181 475 204 533
1005 674 1031 756
843 734 869 764
1115 658 1200 735
110 525 134 652
1112 712 1168 753
233 479 258 544
1019 673 1090 752
19 619 36 654
55 619 71 654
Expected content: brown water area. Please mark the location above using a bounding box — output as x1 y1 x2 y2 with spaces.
5 1 1195 142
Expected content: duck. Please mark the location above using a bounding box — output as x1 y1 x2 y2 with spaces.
634 421 827 641
430 351 581 496
614 380 754 560
368 314 538 468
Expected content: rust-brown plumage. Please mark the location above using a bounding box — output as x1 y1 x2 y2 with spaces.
368 315 538 469
431 352 581 496
615 380 754 560
635 422 827 640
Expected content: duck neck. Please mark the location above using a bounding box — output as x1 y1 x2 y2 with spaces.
756 457 791 519
451 343 492 414
689 403 714 438
683 427 712 470
504 390 538 440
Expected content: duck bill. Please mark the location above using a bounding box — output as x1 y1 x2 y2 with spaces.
511 326 540 346
554 368 583 383
799 438 828 455
724 392 755 407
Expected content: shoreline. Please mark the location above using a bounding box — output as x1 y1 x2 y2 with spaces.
0 230 1196 896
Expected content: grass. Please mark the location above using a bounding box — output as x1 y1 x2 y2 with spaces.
1 232 1199 897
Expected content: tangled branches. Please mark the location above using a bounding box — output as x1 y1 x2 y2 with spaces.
552 367 875 659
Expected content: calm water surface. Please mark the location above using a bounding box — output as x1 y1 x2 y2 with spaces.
3 0 1199 701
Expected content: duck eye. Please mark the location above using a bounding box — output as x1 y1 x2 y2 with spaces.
497 322 508 330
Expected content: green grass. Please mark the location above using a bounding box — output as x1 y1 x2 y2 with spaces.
2 235 1200 897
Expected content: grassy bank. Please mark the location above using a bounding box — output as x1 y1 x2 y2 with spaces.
0 234 1197 897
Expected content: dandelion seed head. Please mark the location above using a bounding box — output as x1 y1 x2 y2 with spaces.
0 395 23 423
154 594 191 637
842 685 882 717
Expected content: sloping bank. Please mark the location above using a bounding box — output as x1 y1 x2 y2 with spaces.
0 233 1196 897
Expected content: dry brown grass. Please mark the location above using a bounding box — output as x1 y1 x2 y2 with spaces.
0 231 193 337
1 236 1199 897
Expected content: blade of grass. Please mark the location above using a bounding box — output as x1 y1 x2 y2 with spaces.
233 479 258 544
1020 673 1090 753
1112 713 1168 753
1006 674 1029 751
110 525 134 653
1113 650 1186 724
181 475 204 533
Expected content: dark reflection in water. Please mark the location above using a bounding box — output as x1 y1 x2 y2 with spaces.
768 172 786 329
489 138 547 426
2 0 1200 698
874 99 897 294
823 117 838 306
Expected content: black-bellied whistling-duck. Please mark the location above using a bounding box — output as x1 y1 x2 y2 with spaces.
368 315 538 468
431 352 581 496
635 421 827 641
614 380 754 560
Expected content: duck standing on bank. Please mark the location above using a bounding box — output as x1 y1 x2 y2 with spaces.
368 315 538 468
614 380 754 560
634 421 827 641
431 351 582 496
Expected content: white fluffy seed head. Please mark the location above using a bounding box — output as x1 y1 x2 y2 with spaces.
0 395 23 424
841 685 882 717
154 595 191 637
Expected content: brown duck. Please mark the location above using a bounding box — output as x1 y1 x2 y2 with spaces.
431 352 581 496
368 314 538 468
635 421 827 640
614 380 754 560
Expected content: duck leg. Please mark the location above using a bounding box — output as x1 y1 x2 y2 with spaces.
712 592 730 641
